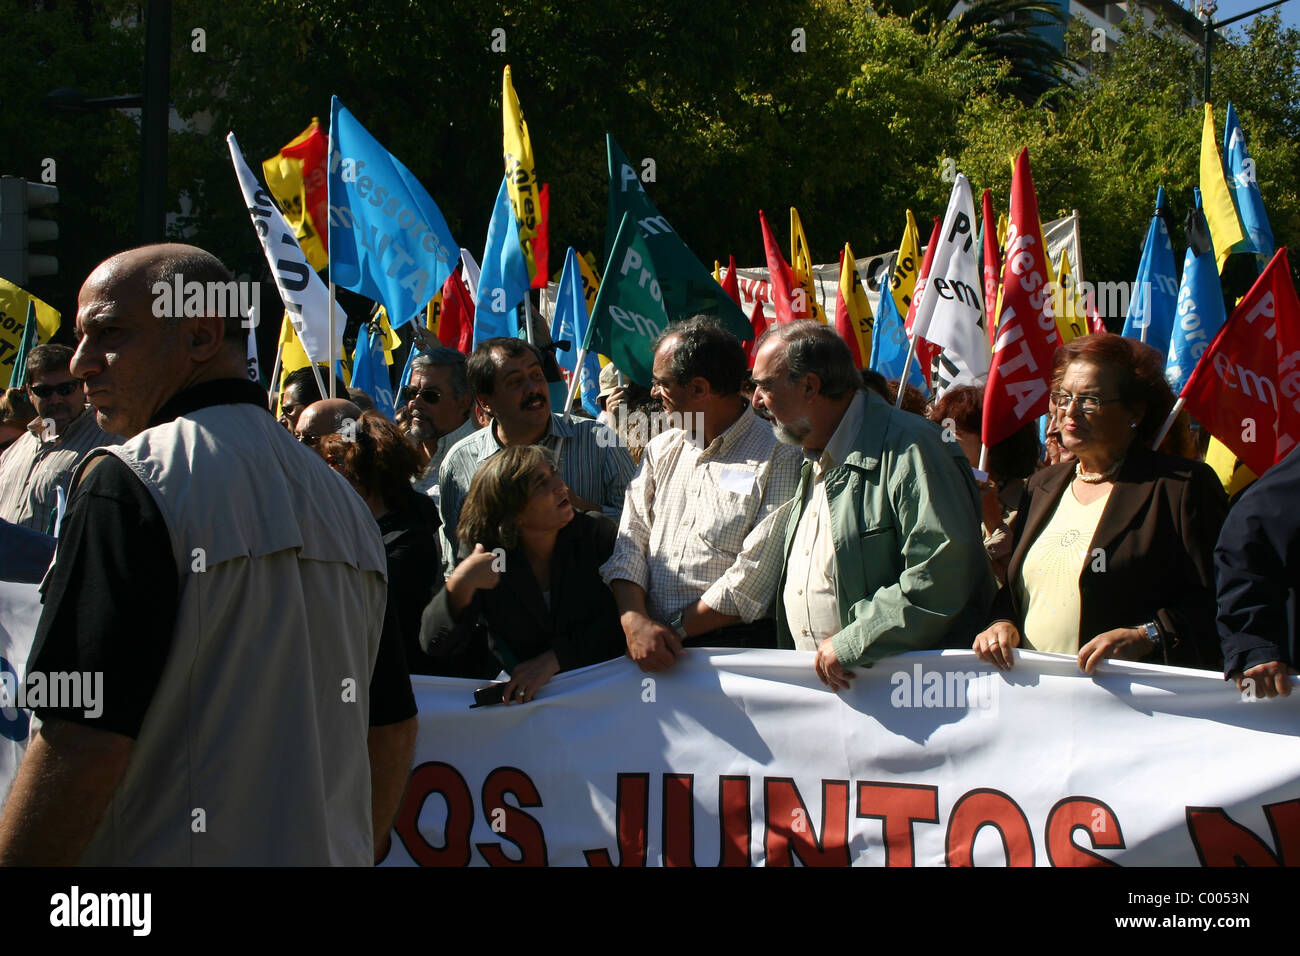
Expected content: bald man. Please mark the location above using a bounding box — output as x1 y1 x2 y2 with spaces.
0 244 414 866
296 398 362 456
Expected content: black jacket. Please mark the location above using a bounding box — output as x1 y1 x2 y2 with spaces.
990 447 1228 669
1215 445 1300 676
419 511 624 675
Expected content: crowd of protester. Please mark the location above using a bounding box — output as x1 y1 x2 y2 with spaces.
0 242 1294 866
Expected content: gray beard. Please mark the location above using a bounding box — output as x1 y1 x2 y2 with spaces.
773 416 812 446
408 418 437 442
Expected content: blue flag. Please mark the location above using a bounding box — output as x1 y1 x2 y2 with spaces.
327 96 458 328
473 174 532 347
1165 194 1226 396
1223 103 1274 264
1121 187 1178 357
350 324 396 420
870 280 927 391
550 248 603 417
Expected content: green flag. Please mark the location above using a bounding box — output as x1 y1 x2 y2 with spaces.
603 134 750 340
8 301 38 389
585 212 670 386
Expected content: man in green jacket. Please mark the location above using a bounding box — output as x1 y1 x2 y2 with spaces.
698 321 995 690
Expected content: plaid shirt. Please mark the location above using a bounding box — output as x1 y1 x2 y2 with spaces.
601 406 803 622
438 412 635 569
0 407 119 534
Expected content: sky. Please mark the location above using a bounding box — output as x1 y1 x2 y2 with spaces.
1195 0 1300 33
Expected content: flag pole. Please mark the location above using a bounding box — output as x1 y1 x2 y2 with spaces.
327 285 337 398
894 335 917 408
977 444 988 473
1152 397 1184 452
523 294 536 346
561 346 585 425
266 342 284 411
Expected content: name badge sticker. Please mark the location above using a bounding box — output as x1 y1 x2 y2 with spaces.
718 467 755 496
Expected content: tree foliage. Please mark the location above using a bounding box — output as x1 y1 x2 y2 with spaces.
1 0 1295 337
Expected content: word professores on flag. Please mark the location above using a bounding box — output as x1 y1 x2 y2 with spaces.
328 96 459 327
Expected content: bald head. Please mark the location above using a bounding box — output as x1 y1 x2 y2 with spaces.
296 399 362 455
73 244 254 437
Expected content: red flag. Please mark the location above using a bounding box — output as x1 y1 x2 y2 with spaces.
1180 248 1300 476
981 188 1001 347
279 119 330 256
530 183 550 291
721 254 741 306
904 216 943 387
1083 288 1106 335
759 209 797 324
982 149 1060 448
743 297 769 368
437 268 475 354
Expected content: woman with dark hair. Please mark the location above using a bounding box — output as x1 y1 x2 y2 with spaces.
419 445 624 703
0 388 37 453
319 410 461 677
974 333 1228 673
930 385 1038 585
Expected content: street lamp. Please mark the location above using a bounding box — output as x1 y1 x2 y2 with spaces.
1200 0 1294 104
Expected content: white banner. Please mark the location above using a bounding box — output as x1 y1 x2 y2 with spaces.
0 581 41 810
384 649 1300 867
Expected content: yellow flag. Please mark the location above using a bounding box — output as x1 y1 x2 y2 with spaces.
576 252 601 318
373 307 403 366
502 65 539 280
890 210 923 317
278 313 312 380
1205 436 1257 497
789 207 827 324
263 120 329 272
1054 253 1087 343
835 242 874 367
1200 103 1246 274
0 278 59 379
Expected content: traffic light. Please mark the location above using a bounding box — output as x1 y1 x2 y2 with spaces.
0 176 59 285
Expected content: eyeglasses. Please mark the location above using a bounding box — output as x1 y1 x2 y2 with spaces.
1049 391 1121 415
30 382 80 399
403 386 443 404
297 432 325 447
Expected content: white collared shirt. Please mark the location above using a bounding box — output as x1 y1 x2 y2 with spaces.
781 391 867 650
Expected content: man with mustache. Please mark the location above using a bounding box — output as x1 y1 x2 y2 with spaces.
436 337 634 570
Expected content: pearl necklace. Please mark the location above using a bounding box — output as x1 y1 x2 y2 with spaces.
1075 457 1124 484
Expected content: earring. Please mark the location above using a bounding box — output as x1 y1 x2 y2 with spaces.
1130 422 1137 429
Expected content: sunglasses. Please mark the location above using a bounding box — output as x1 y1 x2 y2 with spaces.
402 385 443 404
298 432 325 447
30 382 81 399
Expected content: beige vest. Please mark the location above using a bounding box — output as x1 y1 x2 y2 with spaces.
80 402 388 866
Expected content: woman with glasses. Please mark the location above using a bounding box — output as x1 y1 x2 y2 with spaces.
974 333 1228 673
419 445 624 704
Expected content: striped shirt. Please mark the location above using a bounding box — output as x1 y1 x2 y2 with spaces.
601 405 803 622
0 407 120 533
437 412 635 569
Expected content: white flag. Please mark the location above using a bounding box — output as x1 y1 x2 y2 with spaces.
459 248 481 301
246 306 260 384
226 132 344 366
910 173 990 393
